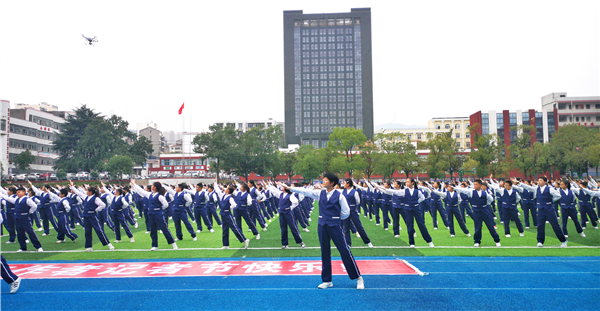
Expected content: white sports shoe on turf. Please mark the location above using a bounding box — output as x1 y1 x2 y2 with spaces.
244 239 250 249
85 248 93 252
356 276 365 290
318 282 333 289
248 229 252 232
474 243 480 247
25 240 29 244
308 218 312 222
581 232 586 237
520 233 525 237
537 243 544 247
467 233 472 237
196 230 201 233
301 242 306 248
42 233 47 236
193 237 197 241
174 238 179 242
210 229 215 233
16 249 23 252
282 245 289 249
385 228 388 231
256 234 261 240
394 235 399 238
192 220 196 223
450 235 455 238
159 230 163 233
367 242 374 248
134 222 138 229
145 231 150 234
428 242 435 248
56 240 64 244
5 241 15 244
304 228 310 232
410 245 415 248
38 248 44 252
561 241 568 247
263 227 267 232
130 238 135 243
108 244 115 251
356 232 361 238
114 240 121 243
505 234 511 238
221 246 229 249
564 235 568 238
37 228 43 232
10 277 21 294
151 247 158 251
172 243 178 250
525 227 529 229
433 227 437 230
496 243 501 247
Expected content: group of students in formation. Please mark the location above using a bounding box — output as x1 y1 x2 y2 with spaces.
351 175 599 248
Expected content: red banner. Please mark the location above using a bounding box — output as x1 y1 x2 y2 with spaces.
9 260 420 279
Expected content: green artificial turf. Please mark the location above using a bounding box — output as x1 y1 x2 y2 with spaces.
2 202 598 262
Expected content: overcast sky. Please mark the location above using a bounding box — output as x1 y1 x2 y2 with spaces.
1 1 598 133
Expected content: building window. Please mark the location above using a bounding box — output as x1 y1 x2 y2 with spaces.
456 142 461 147
455 133 460 139
445 124 450 129
482 113 489 136
466 142 471 148
407 134 412 140
466 133 470 138
576 117 579 122
417 134 422 140
454 124 460 129
586 104 590 109
435 125 441 130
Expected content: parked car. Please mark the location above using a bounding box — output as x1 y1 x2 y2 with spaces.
121 174 130 180
49 173 57 181
16 174 27 181
66 173 77 180
149 173 157 179
40 172 52 181
27 173 40 181
99 172 109 180
76 171 90 180
8 174 17 181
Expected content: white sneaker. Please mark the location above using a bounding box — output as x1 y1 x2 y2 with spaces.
466 233 472 237
192 220 196 223
256 234 261 240
561 241 567 247
174 238 179 242
262 227 267 232
505 234 511 238
303 228 310 232
210 229 215 233
282 245 289 249
414 233 417 238
494 217 497 220
172 243 178 250
525 227 529 229
428 242 435 248
85 248 93 252
145 231 150 234
450 235 455 238
356 276 365 290
9 277 21 294
474 243 480 247
38 248 44 252
367 242 374 248
159 230 163 233
537 243 544 247
42 233 48 236
301 242 306 248
134 222 138 229
520 233 525 237
394 235 399 238
496 242 501 247
356 232 361 238
196 230 201 233
564 235 568 238
595 227 599 229
384 228 388 231
5 241 15 244
16 249 23 252
108 244 115 250
56 240 64 244
244 239 250 249
308 218 312 222
114 240 121 243
25 240 29 244
130 238 135 243
221 246 229 249
220 224 223 227
376 223 380 226
193 237 197 241
248 229 252 232
37 228 43 232
318 282 333 289
410 245 415 248
446 226 450 230
151 247 158 251
581 232 586 237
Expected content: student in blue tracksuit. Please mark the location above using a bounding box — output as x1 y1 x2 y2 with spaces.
205 185 222 228
69 182 114 252
380 182 393 231
431 183 470 238
248 181 268 226
489 179 524 238
520 180 537 228
67 191 84 229
288 173 364 290
1 187 17 244
364 184 373 220
53 188 78 243
455 180 501 247
164 183 197 242
142 185 152 233
513 177 567 247
98 186 115 233
429 182 450 230
370 180 405 238
28 183 59 236
234 183 262 239
184 182 214 233
558 181 585 238
458 182 474 221
26 189 43 231
572 180 599 229
1 187 44 252
340 179 373 247
292 185 310 232
121 187 139 229
1 211 21 294
267 182 305 249
213 182 249 249
376 179 434 247
131 181 178 251
372 185 382 225
257 185 273 221
103 186 135 243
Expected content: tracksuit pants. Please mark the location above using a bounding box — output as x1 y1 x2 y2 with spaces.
318 223 361 283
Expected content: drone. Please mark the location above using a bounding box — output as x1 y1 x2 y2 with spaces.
82 34 98 46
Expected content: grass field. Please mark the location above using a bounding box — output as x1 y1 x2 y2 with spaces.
2 203 599 261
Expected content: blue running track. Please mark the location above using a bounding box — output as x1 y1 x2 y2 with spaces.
2 256 598 311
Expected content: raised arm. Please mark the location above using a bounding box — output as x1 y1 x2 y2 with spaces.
454 186 473 198
267 185 283 198
163 184 176 196
93 197 106 212
0 193 16 204
289 185 321 200
131 184 151 199
29 183 44 197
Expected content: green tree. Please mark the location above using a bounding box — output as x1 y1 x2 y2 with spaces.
508 125 537 179
293 145 323 182
424 131 466 180
104 155 134 179
357 140 378 179
248 126 284 178
53 105 101 171
373 153 400 181
129 136 154 165
327 127 367 177
15 149 36 174
56 169 67 180
280 151 298 180
469 125 506 178
375 132 421 178
547 124 595 176
192 124 237 183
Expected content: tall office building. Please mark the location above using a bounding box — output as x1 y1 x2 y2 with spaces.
283 8 373 147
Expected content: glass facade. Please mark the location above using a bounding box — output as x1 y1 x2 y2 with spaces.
547 112 556 139
522 112 530 126
293 17 362 141
482 113 489 136
535 112 544 143
509 112 517 144
496 113 504 143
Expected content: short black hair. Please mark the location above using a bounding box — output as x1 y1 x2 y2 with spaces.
539 177 548 182
16 187 26 192
323 172 339 186
59 188 69 196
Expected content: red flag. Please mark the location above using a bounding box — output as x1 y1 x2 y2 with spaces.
178 102 185 115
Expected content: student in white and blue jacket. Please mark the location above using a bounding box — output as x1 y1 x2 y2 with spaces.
431 183 471 238
558 180 586 238
164 183 197 242
131 181 178 251
454 180 501 247
489 179 524 238
28 182 59 236
520 180 537 228
340 179 373 248
0 187 44 252
184 182 214 233
572 180 599 229
287 173 364 290
213 182 249 249
30 184 78 244
267 182 305 249
69 182 114 252
103 186 135 243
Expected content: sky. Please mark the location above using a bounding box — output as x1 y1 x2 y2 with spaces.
0 0 598 134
